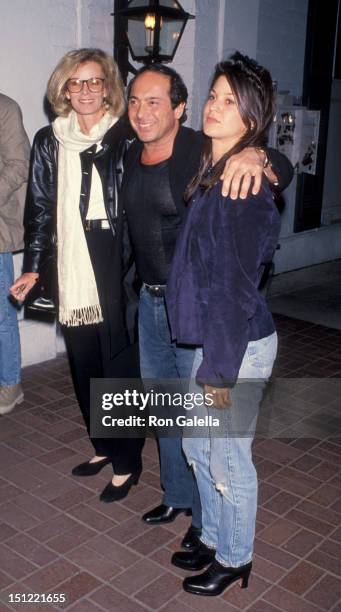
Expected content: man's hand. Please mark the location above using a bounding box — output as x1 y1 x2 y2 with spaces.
204 384 232 409
220 147 278 199
10 272 39 302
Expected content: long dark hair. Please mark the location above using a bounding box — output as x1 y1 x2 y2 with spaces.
185 52 275 200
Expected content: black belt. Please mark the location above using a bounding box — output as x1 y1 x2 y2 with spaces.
84 219 110 231
144 283 167 297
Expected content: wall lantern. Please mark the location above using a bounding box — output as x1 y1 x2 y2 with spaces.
115 0 195 64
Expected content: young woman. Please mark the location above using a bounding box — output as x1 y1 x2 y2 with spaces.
166 52 281 596
11 48 143 503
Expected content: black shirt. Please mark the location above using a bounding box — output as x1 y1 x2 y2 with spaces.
124 159 182 285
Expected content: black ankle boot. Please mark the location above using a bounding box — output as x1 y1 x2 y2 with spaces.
183 559 252 596
172 541 215 571
181 525 202 550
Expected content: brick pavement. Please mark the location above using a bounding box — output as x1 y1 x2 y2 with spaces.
0 314 341 611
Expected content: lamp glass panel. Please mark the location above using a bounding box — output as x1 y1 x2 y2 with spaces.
159 18 184 55
127 18 151 57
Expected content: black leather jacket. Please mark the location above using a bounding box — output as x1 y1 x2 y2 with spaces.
23 118 133 273
23 118 137 354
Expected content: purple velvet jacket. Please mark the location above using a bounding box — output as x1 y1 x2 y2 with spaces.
165 180 281 387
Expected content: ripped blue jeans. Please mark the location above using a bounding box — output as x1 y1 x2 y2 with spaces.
182 332 277 567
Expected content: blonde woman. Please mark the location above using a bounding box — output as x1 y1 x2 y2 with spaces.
11 48 143 502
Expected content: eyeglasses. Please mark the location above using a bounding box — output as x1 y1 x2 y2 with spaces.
66 77 105 93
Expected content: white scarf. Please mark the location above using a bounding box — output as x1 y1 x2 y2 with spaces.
53 110 117 326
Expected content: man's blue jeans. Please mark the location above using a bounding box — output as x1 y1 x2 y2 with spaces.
183 332 277 566
0 253 21 386
139 286 201 528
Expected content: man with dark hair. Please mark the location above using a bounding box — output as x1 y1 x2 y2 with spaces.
127 63 189 122
122 64 292 548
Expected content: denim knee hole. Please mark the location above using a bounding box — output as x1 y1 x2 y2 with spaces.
215 481 234 504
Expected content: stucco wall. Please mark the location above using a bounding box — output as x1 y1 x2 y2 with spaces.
190 0 261 130
0 0 113 141
257 0 308 96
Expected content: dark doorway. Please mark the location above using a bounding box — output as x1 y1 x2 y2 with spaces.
294 0 339 232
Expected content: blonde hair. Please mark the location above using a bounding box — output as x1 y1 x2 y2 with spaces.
47 48 125 117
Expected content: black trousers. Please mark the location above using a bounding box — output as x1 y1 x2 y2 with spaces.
62 229 143 474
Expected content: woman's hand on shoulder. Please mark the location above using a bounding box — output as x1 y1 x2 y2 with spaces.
10 272 39 302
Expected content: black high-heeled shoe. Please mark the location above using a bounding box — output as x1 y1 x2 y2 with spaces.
71 457 111 477
99 467 142 503
183 559 252 596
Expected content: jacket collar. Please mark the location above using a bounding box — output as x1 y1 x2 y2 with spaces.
100 117 134 148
